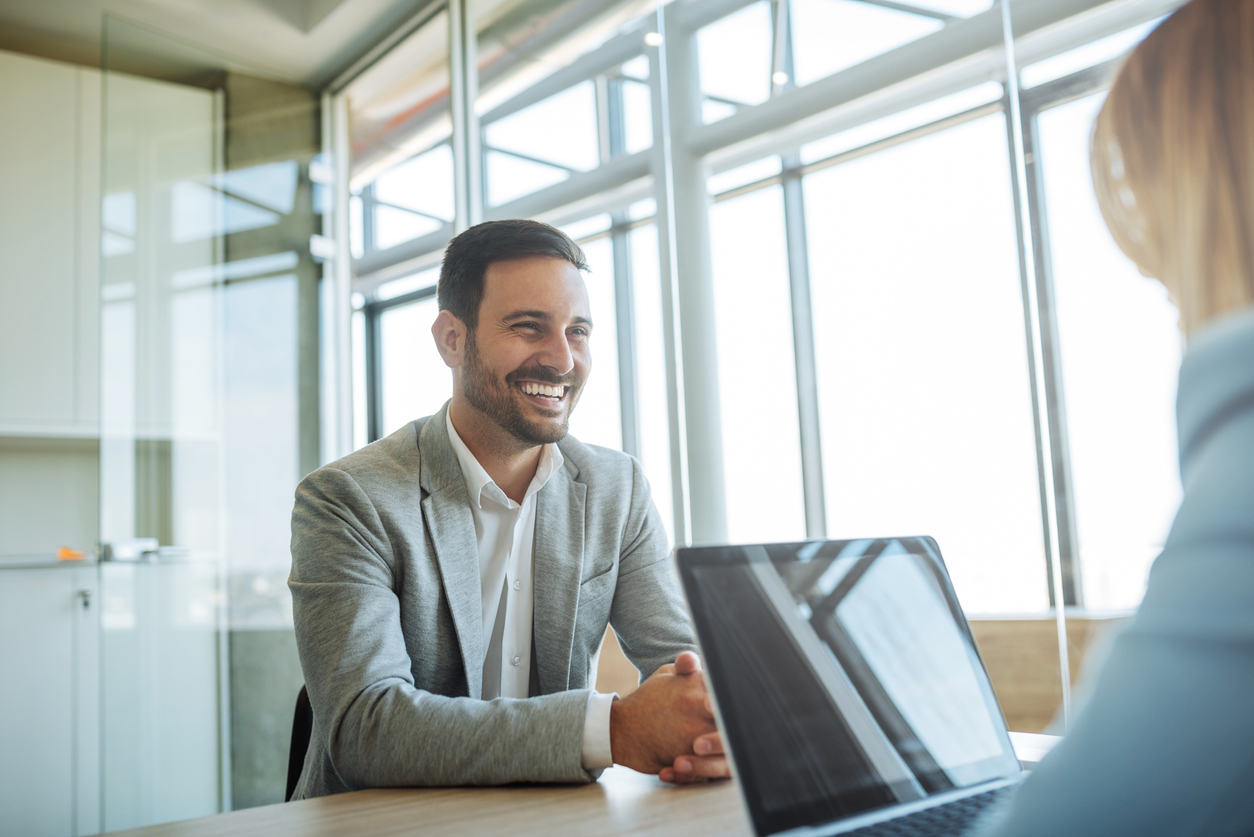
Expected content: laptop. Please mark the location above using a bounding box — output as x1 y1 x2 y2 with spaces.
675 537 1025 837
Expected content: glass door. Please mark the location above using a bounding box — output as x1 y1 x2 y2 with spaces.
99 19 230 831
99 16 324 827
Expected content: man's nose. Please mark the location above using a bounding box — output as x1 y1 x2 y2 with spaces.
536 330 575 375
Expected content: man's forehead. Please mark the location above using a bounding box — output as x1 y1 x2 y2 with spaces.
483 254 581 280
482 256 589 309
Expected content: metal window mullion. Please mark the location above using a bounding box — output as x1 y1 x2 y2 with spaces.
859 0 955 22
596 75 614 164
362 183 376 256
364 303 384 443
482 145 580 173
650 7 694 546
604 74 641 459
775 0 825 538
612 220 641 459
999 0 1071 729
449 0 482 232
372 285 440 314
781 162 826 539
770 0 790 94
1021 102 1083 608
607 76 627 159
323 91 354 464
369 200 453 224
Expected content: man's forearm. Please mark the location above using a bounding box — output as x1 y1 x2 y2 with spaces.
322 682 595 788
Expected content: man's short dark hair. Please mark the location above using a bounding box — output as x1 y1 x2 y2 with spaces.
438 219 589 329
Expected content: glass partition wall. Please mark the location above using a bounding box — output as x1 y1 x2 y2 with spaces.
328 0 1187 738
100 17 321 826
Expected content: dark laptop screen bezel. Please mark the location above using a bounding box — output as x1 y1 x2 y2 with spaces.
676 537 1021 837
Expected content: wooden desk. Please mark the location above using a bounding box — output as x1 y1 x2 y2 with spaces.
104 737 1059 836
106 768 753 837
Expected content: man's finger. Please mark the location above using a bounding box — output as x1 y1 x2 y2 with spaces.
693 731 723 756
674 651 703 675
669 755 730 782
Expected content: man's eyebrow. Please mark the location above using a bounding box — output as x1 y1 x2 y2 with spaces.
501 309 550 322
502 310 593 328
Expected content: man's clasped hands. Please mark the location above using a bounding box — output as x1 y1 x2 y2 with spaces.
608 651 730 783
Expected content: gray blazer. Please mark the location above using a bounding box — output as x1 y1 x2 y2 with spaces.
980 308 1254 836
288 403 695 798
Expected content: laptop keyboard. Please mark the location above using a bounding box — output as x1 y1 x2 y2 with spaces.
840 786 1011 836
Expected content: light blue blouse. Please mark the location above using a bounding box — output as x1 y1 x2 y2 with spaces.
980 307 1254 836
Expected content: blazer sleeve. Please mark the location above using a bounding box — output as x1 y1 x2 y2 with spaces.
289 465 595 790
606 456 699 681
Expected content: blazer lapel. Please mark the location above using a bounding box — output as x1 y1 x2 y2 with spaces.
533 458 586 693
418 404 485 699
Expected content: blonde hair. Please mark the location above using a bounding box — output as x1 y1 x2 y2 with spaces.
1091 0 1254 335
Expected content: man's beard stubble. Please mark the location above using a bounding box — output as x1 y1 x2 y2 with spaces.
461 329 582 447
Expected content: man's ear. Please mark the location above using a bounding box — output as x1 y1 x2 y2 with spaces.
432 309 467 369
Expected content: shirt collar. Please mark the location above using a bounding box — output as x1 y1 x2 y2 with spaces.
445 406 564 510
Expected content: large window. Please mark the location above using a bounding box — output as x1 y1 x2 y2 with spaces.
565 235 623 451
329 0 1188 731
804 114 1046 614
1033 92 1182 611
378 296 446 437
710 186 807 544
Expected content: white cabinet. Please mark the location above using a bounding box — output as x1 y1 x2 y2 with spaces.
0 558 224 837
0 49 102 559
0 49 100 433
0 563 100 837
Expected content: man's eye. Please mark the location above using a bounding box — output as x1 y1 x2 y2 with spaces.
571 328 589 338
515 322 541 332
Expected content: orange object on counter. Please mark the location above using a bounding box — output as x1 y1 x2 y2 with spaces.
57 546 86 561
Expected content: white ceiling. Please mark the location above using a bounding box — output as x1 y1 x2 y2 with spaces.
0 0 433 89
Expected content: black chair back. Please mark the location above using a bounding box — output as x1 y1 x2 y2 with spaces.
285 685 313 802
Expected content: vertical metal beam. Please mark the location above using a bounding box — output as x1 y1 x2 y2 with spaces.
210 86 233 816
604 76 641 458
999 0 1071 728
781 162 827 539
596 75 615 163
364 302 384 443
775 1 825 538
612 221 641 459
648 13 690 546
321 92 355 464
1021 106 1084 607
770 0 790 94
652 4 728 546
450 0 482 232
361 183 376 258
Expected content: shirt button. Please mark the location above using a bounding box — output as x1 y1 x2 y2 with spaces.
511 655 521 666
512 580 521 591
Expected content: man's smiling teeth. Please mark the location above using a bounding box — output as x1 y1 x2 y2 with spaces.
519 382 566 399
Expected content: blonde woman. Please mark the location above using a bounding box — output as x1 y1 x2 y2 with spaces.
982 0 1254 834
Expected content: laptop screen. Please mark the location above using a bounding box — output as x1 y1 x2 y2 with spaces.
677 537 1020 836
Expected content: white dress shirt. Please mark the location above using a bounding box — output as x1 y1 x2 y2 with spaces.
445 409 616 770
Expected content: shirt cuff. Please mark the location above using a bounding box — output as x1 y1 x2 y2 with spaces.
581 690 617 771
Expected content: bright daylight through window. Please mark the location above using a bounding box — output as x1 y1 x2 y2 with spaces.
332 0 1187 733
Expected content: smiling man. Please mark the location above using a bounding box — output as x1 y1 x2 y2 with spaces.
288 220 726 798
